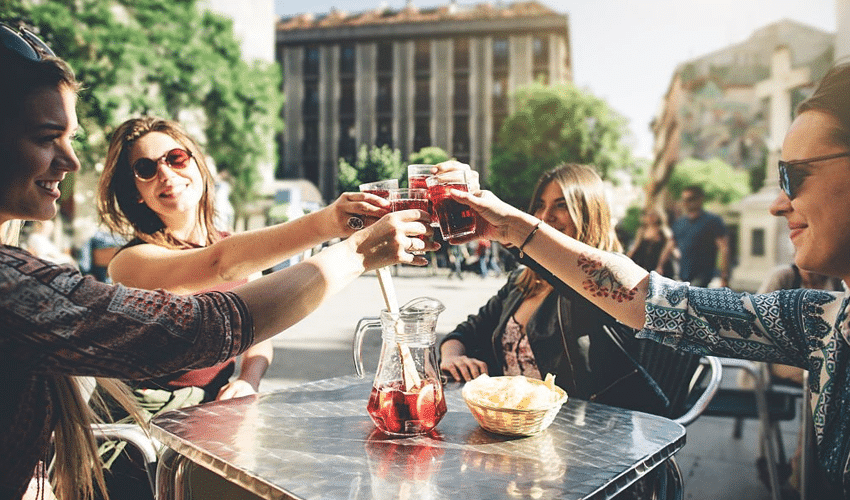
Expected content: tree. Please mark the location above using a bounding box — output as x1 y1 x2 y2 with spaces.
408 147 450 166
488 82 632 208
667 157 750 204
1 0 283 220
337 144 405 194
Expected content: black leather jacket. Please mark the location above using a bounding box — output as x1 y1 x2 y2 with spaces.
442 268 640 403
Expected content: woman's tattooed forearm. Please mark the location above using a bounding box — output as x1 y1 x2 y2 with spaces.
577 252 637 302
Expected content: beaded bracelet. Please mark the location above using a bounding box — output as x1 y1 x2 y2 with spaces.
518 221 542 259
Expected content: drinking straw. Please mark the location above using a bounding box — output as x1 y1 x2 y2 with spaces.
376 267 422 390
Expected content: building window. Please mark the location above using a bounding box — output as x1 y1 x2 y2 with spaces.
453 115 470 156
377 42 393 73
751 228 765 257
340 43 355 74
415 76 430 113
303 81 319 117
454 37 469 71
415 39 430 73
339 118 356 163
414 116 431 151
377 76 393 114
377 116 393 148
340 79 355 116
304 45 320 76
492 74 508 113
493 37 508 69
532 36 548 68
454 75 469 112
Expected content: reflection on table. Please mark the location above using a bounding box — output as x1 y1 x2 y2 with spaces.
151 375 685 500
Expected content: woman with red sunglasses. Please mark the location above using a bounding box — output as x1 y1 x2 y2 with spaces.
96 116 403 412
0 23 434 500
455 63 850 498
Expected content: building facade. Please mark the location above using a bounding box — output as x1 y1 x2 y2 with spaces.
649 19 835 291
276 1 571 200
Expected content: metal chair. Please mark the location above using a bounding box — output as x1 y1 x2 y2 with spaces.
91 422 160 497
698 359 809 500
602 325 723 500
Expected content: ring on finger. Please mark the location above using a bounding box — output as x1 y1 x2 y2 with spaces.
347 216 364 230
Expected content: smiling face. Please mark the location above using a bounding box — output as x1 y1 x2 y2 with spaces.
129 131 204 234
769 110 850 280
532 180 578 239
0 84 80 224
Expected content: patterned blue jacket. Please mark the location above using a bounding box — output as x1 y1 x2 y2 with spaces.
640 272 850 496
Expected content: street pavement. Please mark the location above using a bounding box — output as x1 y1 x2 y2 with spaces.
258 265 799 500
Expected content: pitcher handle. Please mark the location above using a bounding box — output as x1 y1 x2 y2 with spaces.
353 316 381 378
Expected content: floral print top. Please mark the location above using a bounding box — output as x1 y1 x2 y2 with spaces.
639 272 850 495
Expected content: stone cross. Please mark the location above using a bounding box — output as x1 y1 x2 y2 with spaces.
754 47 810 186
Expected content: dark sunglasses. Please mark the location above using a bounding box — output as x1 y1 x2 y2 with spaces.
0 23 55 62
132 148 193 181
778 151 850 199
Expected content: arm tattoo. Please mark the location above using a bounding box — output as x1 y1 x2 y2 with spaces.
577 252 637 302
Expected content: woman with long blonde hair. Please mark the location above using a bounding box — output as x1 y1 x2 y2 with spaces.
440 164 656 411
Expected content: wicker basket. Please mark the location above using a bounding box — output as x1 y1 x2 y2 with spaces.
462 377 568 436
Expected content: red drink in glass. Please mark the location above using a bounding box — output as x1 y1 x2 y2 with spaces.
408 175 429 190
362 189 391 198
389 188 429 250
359 179 398 199
367 380 446 436
408 164 438 227
429 182 476 240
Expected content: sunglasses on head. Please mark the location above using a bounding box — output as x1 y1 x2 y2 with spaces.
778 151 850 199
0 23 55 62
132 148 193 181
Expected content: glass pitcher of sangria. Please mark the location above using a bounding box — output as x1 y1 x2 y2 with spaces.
354 298 446 436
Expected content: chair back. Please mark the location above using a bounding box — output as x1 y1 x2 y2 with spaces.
602 324 721 424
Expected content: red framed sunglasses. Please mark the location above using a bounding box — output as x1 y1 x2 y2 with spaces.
132 148 193 181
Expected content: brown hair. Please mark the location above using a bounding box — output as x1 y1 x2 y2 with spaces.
797 63 850 149
516 163 623 296
98 116 220 248
1 40 141 500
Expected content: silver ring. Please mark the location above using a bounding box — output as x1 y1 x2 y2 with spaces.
347 216 364 230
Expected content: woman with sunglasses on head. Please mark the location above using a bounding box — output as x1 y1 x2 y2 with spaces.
0 23 434 500
452 63 850 498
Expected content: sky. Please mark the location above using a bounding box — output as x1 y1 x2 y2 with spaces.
274 0 837 158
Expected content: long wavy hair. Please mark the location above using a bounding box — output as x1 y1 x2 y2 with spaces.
97 116 220 248
516 163 623 296
0 34 141 500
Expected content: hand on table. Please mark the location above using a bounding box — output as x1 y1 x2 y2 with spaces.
217 379 258 400
440 353 489 382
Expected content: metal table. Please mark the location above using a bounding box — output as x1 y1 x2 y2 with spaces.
151 375 686 500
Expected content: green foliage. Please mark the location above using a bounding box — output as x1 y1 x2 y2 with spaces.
668 157 751 204
618 205 643 243
408 147 450 166
2 0 283 216
337 144 405 194
748 154 767 193
488 82 632 208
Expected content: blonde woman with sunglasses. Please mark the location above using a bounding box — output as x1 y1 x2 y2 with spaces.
0 23 432 500
453 63 850 498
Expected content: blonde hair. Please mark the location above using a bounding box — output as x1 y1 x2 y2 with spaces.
516 163 622 296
